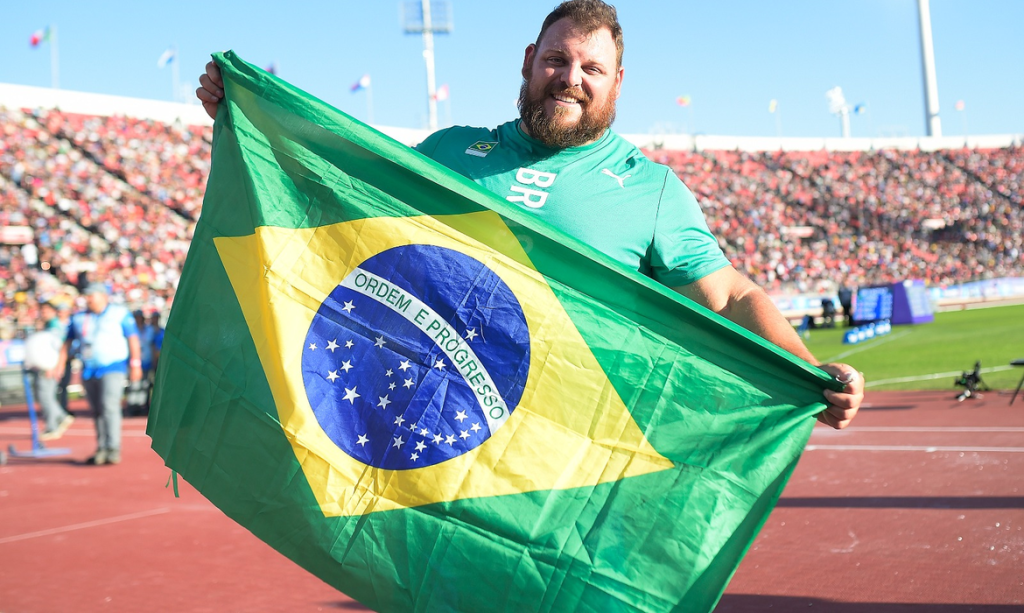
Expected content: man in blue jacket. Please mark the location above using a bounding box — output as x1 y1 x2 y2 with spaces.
57 283 143 465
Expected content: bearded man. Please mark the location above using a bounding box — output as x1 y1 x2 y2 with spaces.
197 0 863 427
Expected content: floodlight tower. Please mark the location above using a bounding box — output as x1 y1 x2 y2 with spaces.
402 0 453 131
917 0 942 137
825 86 851 138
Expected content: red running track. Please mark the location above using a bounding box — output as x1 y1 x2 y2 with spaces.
1 391 1022 612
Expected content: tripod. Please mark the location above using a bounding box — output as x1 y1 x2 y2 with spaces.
954 361 989 402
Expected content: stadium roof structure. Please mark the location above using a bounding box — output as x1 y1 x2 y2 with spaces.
2 81 1021 152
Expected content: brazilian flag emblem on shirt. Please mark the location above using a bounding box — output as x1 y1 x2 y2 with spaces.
465 140 498 157
149 52 840 613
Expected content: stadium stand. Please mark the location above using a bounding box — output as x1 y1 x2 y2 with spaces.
0 84 1022 343
649 146 1024 293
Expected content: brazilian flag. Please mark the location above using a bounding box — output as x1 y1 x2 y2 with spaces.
149 52 840 613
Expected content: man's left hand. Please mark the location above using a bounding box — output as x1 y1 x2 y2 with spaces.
817 363 864 429
129 365 143 384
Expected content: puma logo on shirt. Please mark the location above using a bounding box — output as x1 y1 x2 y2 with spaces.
601 168 631 188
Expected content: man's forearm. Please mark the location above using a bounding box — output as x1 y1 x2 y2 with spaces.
128 336 142 363
718 286 818 364
676 266 819 365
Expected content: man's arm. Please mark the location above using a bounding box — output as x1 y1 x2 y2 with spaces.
674 266 863 429
50 339 70 381
127 335 143 383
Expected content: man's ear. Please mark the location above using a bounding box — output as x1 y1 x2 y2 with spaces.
522 44 537 80
613 66 624 100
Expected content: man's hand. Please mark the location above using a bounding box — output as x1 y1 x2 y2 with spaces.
129 364 143 384
817 363 864 429
196 60 225 120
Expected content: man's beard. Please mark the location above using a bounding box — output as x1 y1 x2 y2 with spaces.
517 77 616 148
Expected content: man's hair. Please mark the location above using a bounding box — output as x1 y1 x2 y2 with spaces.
534 0 624 68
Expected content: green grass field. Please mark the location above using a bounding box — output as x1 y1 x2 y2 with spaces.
799 303 1024 391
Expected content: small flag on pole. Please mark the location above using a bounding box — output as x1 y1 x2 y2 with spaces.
265 62 279 76
853 103 867 115
351 74 371 93
30 27 50 48
955 100 965 111
432 84 449 102
676 95 692 107
768 99 778 113
157 47 177 68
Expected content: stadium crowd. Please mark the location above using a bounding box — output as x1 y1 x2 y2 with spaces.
1 104 1022 341
0 107 208 340
653 145 1023 293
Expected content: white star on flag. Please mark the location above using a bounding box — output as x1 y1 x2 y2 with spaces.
399 360 412 372
433 359 446 370
419 427 430 436
385 369 394 377
308 342 317 351
392 436 405 449
342 301 355 313
410 452 419 461
340 360 354 373
374 336 387 348
465 329 478 341
388 382 396 391
460 430 470 440
326 370 339 383
454 410 468 422
393 414 405 427
471 423 481 432
343 386 360 404
326 339 339 352
378 395 392 410
414 441 427 452
345 340 354 349
403 378 415 389
409 422 418 431
444 434 457 446
356 434 369 446
432 433 443 444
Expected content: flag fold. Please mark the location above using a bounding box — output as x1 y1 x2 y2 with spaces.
149 50 838 613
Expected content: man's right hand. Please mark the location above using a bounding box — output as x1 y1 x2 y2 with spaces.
196 60 225 120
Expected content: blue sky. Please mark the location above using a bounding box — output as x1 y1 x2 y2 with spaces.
4 1 1022 137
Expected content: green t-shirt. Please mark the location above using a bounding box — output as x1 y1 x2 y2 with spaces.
416 120 729 287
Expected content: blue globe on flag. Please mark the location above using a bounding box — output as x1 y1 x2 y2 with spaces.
302 244 531 470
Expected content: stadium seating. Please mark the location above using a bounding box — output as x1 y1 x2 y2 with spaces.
0 104 1021 340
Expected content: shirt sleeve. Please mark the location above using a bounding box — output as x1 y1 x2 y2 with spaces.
649 170 731 287
414 128 453 158
65 317 79 342
121 312 140 338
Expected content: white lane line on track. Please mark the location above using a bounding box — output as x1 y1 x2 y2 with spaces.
0 507 171 545
0 428 148 437
813 426 1024 433
805 445 1024 453
822 329 914 363
866 365 1014 387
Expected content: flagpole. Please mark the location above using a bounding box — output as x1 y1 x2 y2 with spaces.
421 0 438 131
962 107 969 146
50 25 60 89
366 81 375 125
172 46 180 102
